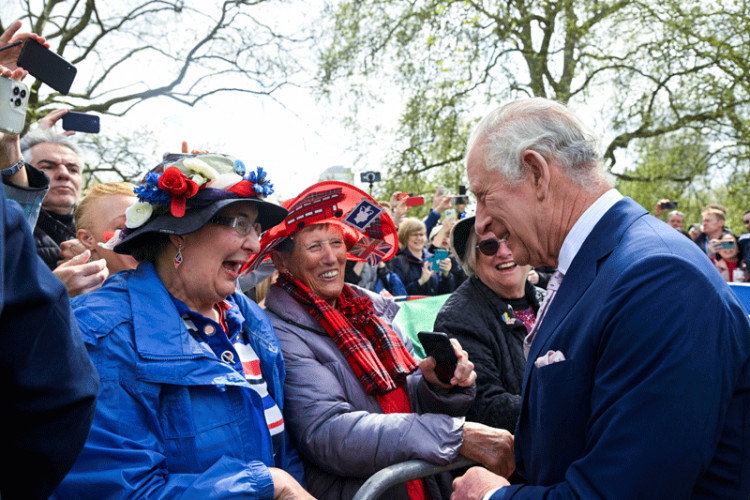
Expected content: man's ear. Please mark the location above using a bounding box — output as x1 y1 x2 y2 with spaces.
270 251 288 273
77 228 97 250
521 150 550 201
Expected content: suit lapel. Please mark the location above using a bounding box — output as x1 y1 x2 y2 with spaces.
522 198 648 386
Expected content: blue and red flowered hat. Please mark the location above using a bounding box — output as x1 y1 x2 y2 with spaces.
110 153 287 255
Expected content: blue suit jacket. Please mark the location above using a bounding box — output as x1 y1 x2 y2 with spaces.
496 198 750 499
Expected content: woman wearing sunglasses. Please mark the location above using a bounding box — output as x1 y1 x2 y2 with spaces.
433 216 546 432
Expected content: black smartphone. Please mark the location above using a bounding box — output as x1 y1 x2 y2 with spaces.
16 39 77 94
62 111 100 133
417 331 457 384
661 201 678 210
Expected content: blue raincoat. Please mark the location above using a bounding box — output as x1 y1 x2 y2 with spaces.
53 262 304 499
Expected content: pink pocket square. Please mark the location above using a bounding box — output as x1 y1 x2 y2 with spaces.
534 350 566 368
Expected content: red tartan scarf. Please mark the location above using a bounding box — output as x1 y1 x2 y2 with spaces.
275 272 418 395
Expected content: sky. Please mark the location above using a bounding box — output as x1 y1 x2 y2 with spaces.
6 0 400 202
120 85 379 202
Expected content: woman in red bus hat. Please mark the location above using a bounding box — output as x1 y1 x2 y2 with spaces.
255 181 515 500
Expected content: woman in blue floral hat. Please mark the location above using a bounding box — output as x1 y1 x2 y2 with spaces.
53 154 312 499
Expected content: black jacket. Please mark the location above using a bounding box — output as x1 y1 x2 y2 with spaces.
434 277 543 431
390 248 454 296
33 209 76 270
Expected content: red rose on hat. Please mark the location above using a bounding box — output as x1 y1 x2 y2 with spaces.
158 166 200 217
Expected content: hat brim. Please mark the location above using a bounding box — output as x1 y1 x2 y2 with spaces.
450 216 476 264
114 198 288 255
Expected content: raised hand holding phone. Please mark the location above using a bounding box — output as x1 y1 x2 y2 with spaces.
0 21 48 77
16 38 76 94
418 332 476 387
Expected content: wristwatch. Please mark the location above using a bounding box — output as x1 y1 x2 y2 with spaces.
1 159 24 178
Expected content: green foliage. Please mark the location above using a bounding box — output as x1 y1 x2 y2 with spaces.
318 0 750 211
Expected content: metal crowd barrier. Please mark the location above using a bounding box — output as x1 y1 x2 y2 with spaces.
352 457 476 500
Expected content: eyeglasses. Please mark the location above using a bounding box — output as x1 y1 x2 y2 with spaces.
211 215 262 237
744 219 750 225
476 238 507 256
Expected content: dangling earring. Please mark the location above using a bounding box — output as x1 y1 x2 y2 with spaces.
174 243 183 268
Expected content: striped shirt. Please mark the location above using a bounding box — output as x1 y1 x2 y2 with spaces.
179 298 285 454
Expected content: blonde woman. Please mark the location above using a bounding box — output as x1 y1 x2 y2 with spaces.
74 182 140 275
390 217 454 296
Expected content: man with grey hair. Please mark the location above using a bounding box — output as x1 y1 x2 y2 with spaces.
20 128 83 267
20 127 108 295
0 112 109 296
666 209 685 230
452 98 750 499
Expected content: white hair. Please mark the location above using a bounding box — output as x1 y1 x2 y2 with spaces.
20 128 82 163
466 98 606 191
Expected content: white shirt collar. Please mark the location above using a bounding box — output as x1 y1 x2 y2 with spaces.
557 189 623 274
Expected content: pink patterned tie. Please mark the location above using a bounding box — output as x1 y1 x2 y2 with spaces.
524 270 564 359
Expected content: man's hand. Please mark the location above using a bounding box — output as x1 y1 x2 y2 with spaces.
58 238 86 265
38 108 75 136
418 260 435 286
0 21 48 78
654 199 671 218
269 468 316 499
452 466 510 500
420 338 476 388
389 191 408 226
53 250 109 297
432 187 452 214
708 238 721 258
458 422 515 478
438 257 452 277
527 268 539 285
181 140 208 154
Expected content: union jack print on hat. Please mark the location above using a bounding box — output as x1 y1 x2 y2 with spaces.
243 181 398 273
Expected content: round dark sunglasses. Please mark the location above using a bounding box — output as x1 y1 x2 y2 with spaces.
476 238 507 256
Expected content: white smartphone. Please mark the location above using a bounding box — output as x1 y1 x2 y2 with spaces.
444 208 456 221
0 76 29 135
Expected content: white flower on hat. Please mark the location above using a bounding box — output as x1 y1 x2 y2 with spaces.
125 201 154 228
183 158 219 181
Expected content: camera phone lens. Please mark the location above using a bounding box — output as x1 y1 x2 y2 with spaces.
12 86 19 96
14 98 22 107
20 90 26 98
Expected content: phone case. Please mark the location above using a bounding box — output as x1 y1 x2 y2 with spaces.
0 77 29 135
430 249 449 271
405 196 424 207
16 39 77 94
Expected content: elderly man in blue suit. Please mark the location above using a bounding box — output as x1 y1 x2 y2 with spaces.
452 98 750 499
